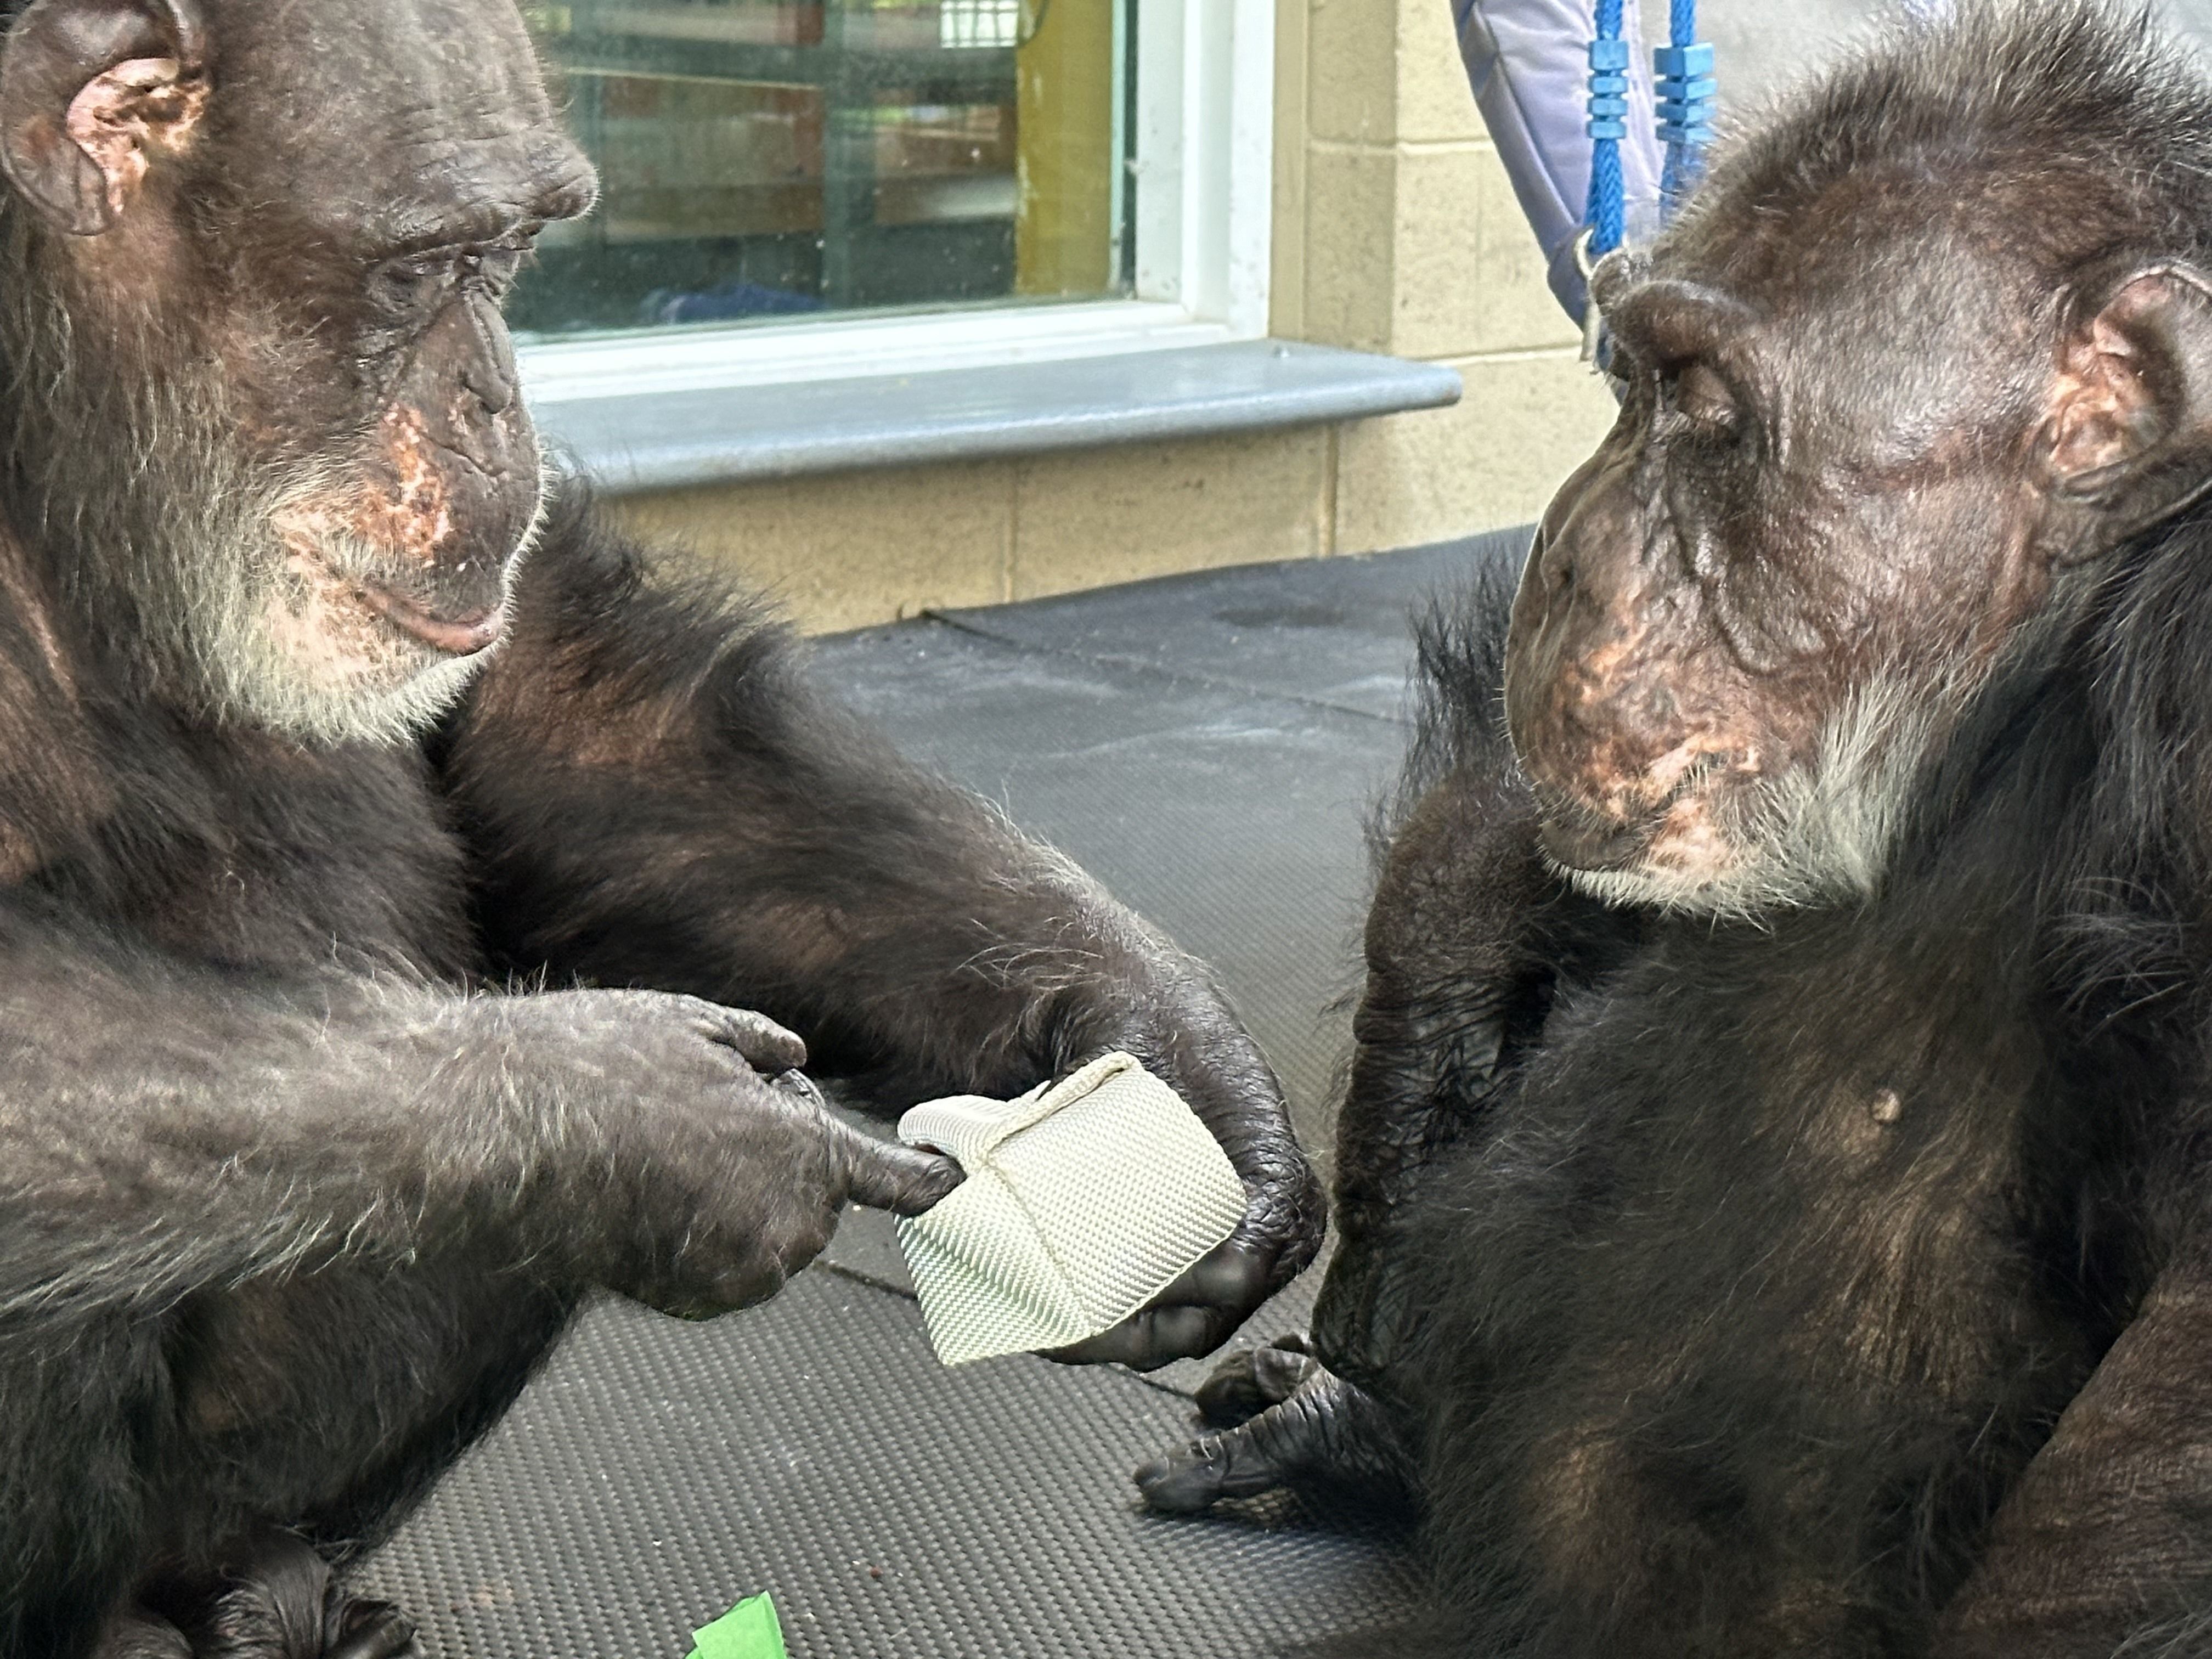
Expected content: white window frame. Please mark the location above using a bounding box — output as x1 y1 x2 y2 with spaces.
517 0 1275 405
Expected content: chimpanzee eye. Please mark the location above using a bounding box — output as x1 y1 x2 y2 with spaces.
368 255 450 321
1668 363 1741 435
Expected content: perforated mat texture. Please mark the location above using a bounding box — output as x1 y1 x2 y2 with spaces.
356 527 1535 1658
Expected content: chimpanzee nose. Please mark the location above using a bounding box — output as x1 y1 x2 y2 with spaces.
1536 528 1574 594
459 292 517 417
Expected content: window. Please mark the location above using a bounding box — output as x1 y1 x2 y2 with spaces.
516 0 1274 401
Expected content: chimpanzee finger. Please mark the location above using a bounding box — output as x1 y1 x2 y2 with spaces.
1046 1303 1228 1369
1048 1239 1274 1367
1147 1239 1274 1314
679 998 808 1073
325 1603 423 1659
830 1120 966 1216
1137 1365 1408 1514
770 1068 827 1109
1194 1335 1323 1426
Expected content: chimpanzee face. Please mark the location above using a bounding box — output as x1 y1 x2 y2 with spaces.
1503 167 2212 917
0 0 596 741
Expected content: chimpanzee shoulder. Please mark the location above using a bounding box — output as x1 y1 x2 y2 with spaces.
1382 535 1523 847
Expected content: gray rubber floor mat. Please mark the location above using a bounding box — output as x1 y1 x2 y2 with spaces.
815 624 1389 1154
360 527 1533 1659
932 526 1532 725
357 1279 1415 1659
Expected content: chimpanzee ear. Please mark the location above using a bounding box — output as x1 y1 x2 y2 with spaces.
2044 264 2212 551
0 0 205 236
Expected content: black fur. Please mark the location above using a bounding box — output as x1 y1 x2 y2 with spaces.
1305 5 2212 1655
0 4 1326 1651
0 483 1322 1659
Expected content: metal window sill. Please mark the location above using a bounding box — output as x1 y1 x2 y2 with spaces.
527 339 1464 493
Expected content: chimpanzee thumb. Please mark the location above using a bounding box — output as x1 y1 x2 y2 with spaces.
834 1124 965 1216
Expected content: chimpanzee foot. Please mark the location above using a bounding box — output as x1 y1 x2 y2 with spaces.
171 1532 422 1658
1135 1353 1417 1514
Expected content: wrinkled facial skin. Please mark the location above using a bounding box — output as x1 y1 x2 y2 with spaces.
12 0 597 740
1502 193 2081 916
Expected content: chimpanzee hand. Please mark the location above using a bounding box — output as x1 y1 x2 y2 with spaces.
1045 1237 1284 1371
1041 1011 1325 1372
503 990 963 1319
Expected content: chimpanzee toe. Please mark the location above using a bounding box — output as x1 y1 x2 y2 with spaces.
1194 1334 1320 1427
325 1598 421 1659
1133 1437 1238 1513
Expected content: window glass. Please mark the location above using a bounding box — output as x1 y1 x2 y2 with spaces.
517 0 1131 337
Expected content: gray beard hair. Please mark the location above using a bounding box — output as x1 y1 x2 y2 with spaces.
1555 668 1955 921
156 455 518 749
3 294 539 749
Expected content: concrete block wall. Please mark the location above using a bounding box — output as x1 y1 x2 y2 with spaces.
619 430 1337 634
1276 0 1616 556
606 0 1619 634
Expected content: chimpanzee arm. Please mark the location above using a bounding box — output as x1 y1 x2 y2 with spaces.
435 493 1325 1366
0 899 950 1328
1314 577 1632 1390
1316 761 1567 1386
1934 1231 2212 1657
1136 580 1627 1511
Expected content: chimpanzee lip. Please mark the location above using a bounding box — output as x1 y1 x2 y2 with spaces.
1534 755 1729 872
1538 814 1651 872
356 578 503 655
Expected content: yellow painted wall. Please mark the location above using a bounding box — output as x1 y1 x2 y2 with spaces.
1014 0 1116 296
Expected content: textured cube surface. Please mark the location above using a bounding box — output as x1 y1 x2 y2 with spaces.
898 1056 1248 1364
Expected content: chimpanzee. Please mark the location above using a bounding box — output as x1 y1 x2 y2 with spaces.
1138 3 2212 1654
0 1 1325 1655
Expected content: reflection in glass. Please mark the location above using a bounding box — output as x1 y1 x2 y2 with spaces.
516 0 1129 337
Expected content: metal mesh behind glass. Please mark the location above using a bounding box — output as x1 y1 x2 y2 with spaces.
516 0 1131 336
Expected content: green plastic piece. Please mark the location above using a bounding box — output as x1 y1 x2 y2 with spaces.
685 1592 788 1659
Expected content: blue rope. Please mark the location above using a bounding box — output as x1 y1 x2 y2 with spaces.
1655 0 1714 215
1584 0 1628 256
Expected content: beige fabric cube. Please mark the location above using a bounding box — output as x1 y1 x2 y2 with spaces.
896 1053 1247 1367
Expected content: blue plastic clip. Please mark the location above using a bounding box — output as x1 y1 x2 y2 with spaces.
1655 38 1716 209
1653 42 1716 77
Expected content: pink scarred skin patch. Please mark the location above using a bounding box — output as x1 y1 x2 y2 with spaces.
269 523 504 679
268 543 407 690
65 58 208 219
368 407 460 565
273 409 506 665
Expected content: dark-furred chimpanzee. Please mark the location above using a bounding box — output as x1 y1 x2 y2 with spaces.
1138 3 2212 1655
0 1 1325 1654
